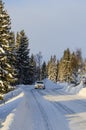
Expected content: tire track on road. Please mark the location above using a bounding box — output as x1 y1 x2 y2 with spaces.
36 88 75 115
31 89 53 130
51 102 75 115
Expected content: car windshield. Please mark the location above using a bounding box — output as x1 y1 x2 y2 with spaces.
36 82 43 84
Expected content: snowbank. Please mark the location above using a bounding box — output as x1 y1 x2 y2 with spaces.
44 79 86 97
44 79 85 96
4 88 23 102
0 92 24 130
64 82 83 94
44 78 63 89
78 88 86 97
43 79 58 89
61 80 86 97
0 86 24 130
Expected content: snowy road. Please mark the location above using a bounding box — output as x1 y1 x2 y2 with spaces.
9 87 69 130
1 80 86 130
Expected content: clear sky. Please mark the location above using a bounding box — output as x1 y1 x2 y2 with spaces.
3 0 86 61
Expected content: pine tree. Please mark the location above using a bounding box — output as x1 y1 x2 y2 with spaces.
58 58 66 81
56 60 59 81
47 55 58 82
35 52 42 81
83 59 86 73
41 61 47 80
75 49 83 75
76 49 83 68
15 30 30 84
28 54 36 84
0 0 16 93
58 48 71 82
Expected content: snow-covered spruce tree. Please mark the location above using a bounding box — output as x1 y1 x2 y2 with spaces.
58 48 81 83
47 56 53 80
47 55 58 82
58 48 71 82
15 30 30 84
75 49 83 71
0 0 16 93
69 52 79 83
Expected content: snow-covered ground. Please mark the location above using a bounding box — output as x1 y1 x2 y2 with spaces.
0 79 86 130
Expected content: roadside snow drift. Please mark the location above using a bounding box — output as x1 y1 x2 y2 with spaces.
0 87 24 130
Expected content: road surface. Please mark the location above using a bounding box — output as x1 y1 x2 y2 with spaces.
9 82 86 130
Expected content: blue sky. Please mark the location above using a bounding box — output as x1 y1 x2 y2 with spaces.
4 0 86 61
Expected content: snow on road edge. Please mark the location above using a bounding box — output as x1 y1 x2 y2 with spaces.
0 89 24 130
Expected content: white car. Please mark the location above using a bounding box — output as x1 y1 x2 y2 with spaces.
35 81 45 89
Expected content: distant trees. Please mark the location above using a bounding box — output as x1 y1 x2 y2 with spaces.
55 48 83 83
33 48 84 84
46 48 84 84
